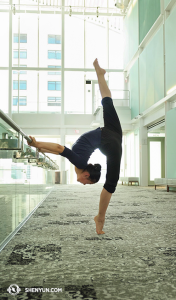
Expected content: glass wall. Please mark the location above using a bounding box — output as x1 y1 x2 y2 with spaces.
65 16 84 68
124 0 138 68
165 5 176 96
0 4 124 115
0 71 8 113
139 26 164 113
139 0 160 44
0 115 57 249
0 155 55 247
0 13 9 67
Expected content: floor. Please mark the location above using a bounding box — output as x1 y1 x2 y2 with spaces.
0 183 176 300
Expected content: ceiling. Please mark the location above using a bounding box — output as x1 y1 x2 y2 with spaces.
8 0 130 15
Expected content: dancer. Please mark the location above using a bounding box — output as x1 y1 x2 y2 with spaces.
28 58 122 235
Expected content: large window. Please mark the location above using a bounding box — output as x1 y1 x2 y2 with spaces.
0 70 8 113
48 81 61 91
3 9 123 114
0 13 9 67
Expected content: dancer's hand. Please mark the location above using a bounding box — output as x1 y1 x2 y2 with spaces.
27 136 38 148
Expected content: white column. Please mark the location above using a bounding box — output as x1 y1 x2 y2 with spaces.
139 118 148 186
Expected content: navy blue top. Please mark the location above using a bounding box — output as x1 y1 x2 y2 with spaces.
60 127 101 170
60 97 122 194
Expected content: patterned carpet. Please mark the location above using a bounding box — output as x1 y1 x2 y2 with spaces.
0 184 176 300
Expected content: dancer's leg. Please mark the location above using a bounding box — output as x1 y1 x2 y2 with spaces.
93 58 111 99
93 58 122 136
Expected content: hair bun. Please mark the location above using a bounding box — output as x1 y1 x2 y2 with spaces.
94 164 101 172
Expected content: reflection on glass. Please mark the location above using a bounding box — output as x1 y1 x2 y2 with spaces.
150 141 161 180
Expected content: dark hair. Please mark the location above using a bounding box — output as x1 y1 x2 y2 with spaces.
83 163 101 183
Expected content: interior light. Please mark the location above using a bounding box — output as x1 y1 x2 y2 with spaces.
167 85 176 95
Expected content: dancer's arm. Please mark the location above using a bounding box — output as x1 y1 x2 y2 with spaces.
27 136 65 154
38 148 59 155
98 188 112 218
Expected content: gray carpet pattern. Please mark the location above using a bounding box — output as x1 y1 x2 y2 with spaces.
0 184 176 300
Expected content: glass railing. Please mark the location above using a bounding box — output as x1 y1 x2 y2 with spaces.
0 109 60 252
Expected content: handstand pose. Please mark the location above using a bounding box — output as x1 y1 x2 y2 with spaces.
28 58 122 235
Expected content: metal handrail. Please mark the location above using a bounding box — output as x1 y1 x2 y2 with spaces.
0 109 59 170
0 109 32 143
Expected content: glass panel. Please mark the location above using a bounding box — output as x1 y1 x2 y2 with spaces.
109 17 124 69
39 14 61 68
139 26 164 113
0 71 8 113
85 16 107 68
39 71 61 113
65 72 84 114
0 13 9 67
65 15 84 68
109 73 126 106
12 71 37 113
12 14 38 68
139 0 160 44
150 141 161 180
165 5 176 95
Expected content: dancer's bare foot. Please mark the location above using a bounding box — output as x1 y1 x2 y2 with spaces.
94 215 105 235
93 58 106 76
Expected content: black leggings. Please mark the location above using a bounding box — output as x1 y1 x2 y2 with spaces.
101 97 122 138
